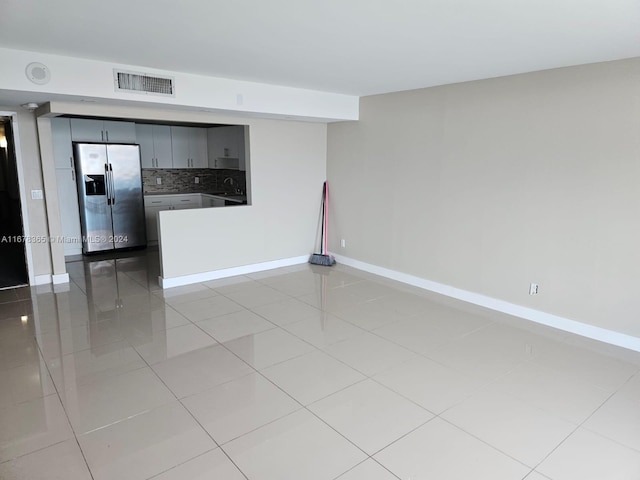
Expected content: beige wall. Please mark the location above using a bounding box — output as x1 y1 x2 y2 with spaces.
327 58 640 338
0 106 52 277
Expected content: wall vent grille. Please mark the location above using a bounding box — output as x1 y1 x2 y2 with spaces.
114 70 175 96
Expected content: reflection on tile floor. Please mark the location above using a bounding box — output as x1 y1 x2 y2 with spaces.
1 248 640 479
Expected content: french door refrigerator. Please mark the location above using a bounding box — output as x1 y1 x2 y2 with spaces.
74 143 146 254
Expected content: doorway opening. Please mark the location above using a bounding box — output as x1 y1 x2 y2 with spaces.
0 117 29 288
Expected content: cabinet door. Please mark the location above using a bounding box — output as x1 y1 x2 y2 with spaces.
51 118 74 169
144 206 164 242
171 195 202 209
170 126 190 168
153 125 173 168
55 168 82 255
70 118 104 142
207 128 224 167
103 121 136 143
235 126 247 170
135 124 155 168
190 128 208 168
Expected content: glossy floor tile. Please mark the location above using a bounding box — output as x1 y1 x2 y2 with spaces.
224 328 315 369
373 355 484 414
374 418 530 480
581 393 640 451
0 250 639 479
151 448 246 480
182 372 301 444
335 459 400 480
323 332 416 376
60 366 176 434
0 394 74 462
151 343 254 398
309 379 433 454
0 439 92 480
262 350 365 405
441 388 577 467
77 402 215 480
282 313 365 348
196 309 276 343
223 409 366 480
537 427 640 480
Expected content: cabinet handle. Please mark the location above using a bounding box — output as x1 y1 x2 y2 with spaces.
71 170 75 181
70 157 73 168
101 130 104 142
105 130 109 142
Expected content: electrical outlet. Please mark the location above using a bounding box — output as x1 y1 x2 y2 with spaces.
194 177 200 184
31 189 43 200
340 239 346 248
156 178 162 185
529 283 539 295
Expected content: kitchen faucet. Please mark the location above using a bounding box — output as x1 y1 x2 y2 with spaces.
224 177 244 195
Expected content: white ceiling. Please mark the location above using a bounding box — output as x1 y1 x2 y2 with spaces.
1 0 639 96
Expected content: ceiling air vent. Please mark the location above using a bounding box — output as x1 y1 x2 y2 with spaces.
113 70 175 97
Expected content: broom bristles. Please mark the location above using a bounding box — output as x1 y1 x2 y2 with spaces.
309 253 335 266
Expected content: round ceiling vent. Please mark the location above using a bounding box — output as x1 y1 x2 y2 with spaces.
25 62 51 85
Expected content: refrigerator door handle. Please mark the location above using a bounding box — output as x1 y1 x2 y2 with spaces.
109 164 116 205
104 163 111 205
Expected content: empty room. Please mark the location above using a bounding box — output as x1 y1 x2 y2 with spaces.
0 1 639 479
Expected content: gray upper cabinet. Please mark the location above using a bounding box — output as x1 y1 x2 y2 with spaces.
170 126 190 168
51 118 74 169
170 126 208 168
207 125 246 170
136 124 173 168
70 118 136 143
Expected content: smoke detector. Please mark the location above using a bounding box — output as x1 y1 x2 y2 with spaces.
21 103 39 111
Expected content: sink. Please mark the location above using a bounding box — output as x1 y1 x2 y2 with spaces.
210 192 243 197
207 192 247 204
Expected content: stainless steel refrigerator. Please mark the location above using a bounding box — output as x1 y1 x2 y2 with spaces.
74 143 146 254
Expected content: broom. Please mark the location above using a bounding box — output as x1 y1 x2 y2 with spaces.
309 181 336 266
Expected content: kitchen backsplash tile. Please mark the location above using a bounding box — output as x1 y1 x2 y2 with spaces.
142 168 246 195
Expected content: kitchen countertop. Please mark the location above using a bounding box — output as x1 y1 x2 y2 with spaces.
144 192 247 204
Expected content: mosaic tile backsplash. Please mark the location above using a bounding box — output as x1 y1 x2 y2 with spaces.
142 168 247 195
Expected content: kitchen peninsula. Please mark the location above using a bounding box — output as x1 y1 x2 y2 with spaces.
52 117 250 254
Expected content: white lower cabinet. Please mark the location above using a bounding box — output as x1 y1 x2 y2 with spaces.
144 194 204 243
202 196 226 207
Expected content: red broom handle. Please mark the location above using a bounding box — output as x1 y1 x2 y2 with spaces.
324 182 329 255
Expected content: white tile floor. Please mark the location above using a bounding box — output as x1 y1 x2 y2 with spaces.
1 249 640 479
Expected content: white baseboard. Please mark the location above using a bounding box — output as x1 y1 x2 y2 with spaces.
33 273 70 286
333 254 640 353
52 273 70 284
159 255 309 289
34 274 52 285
